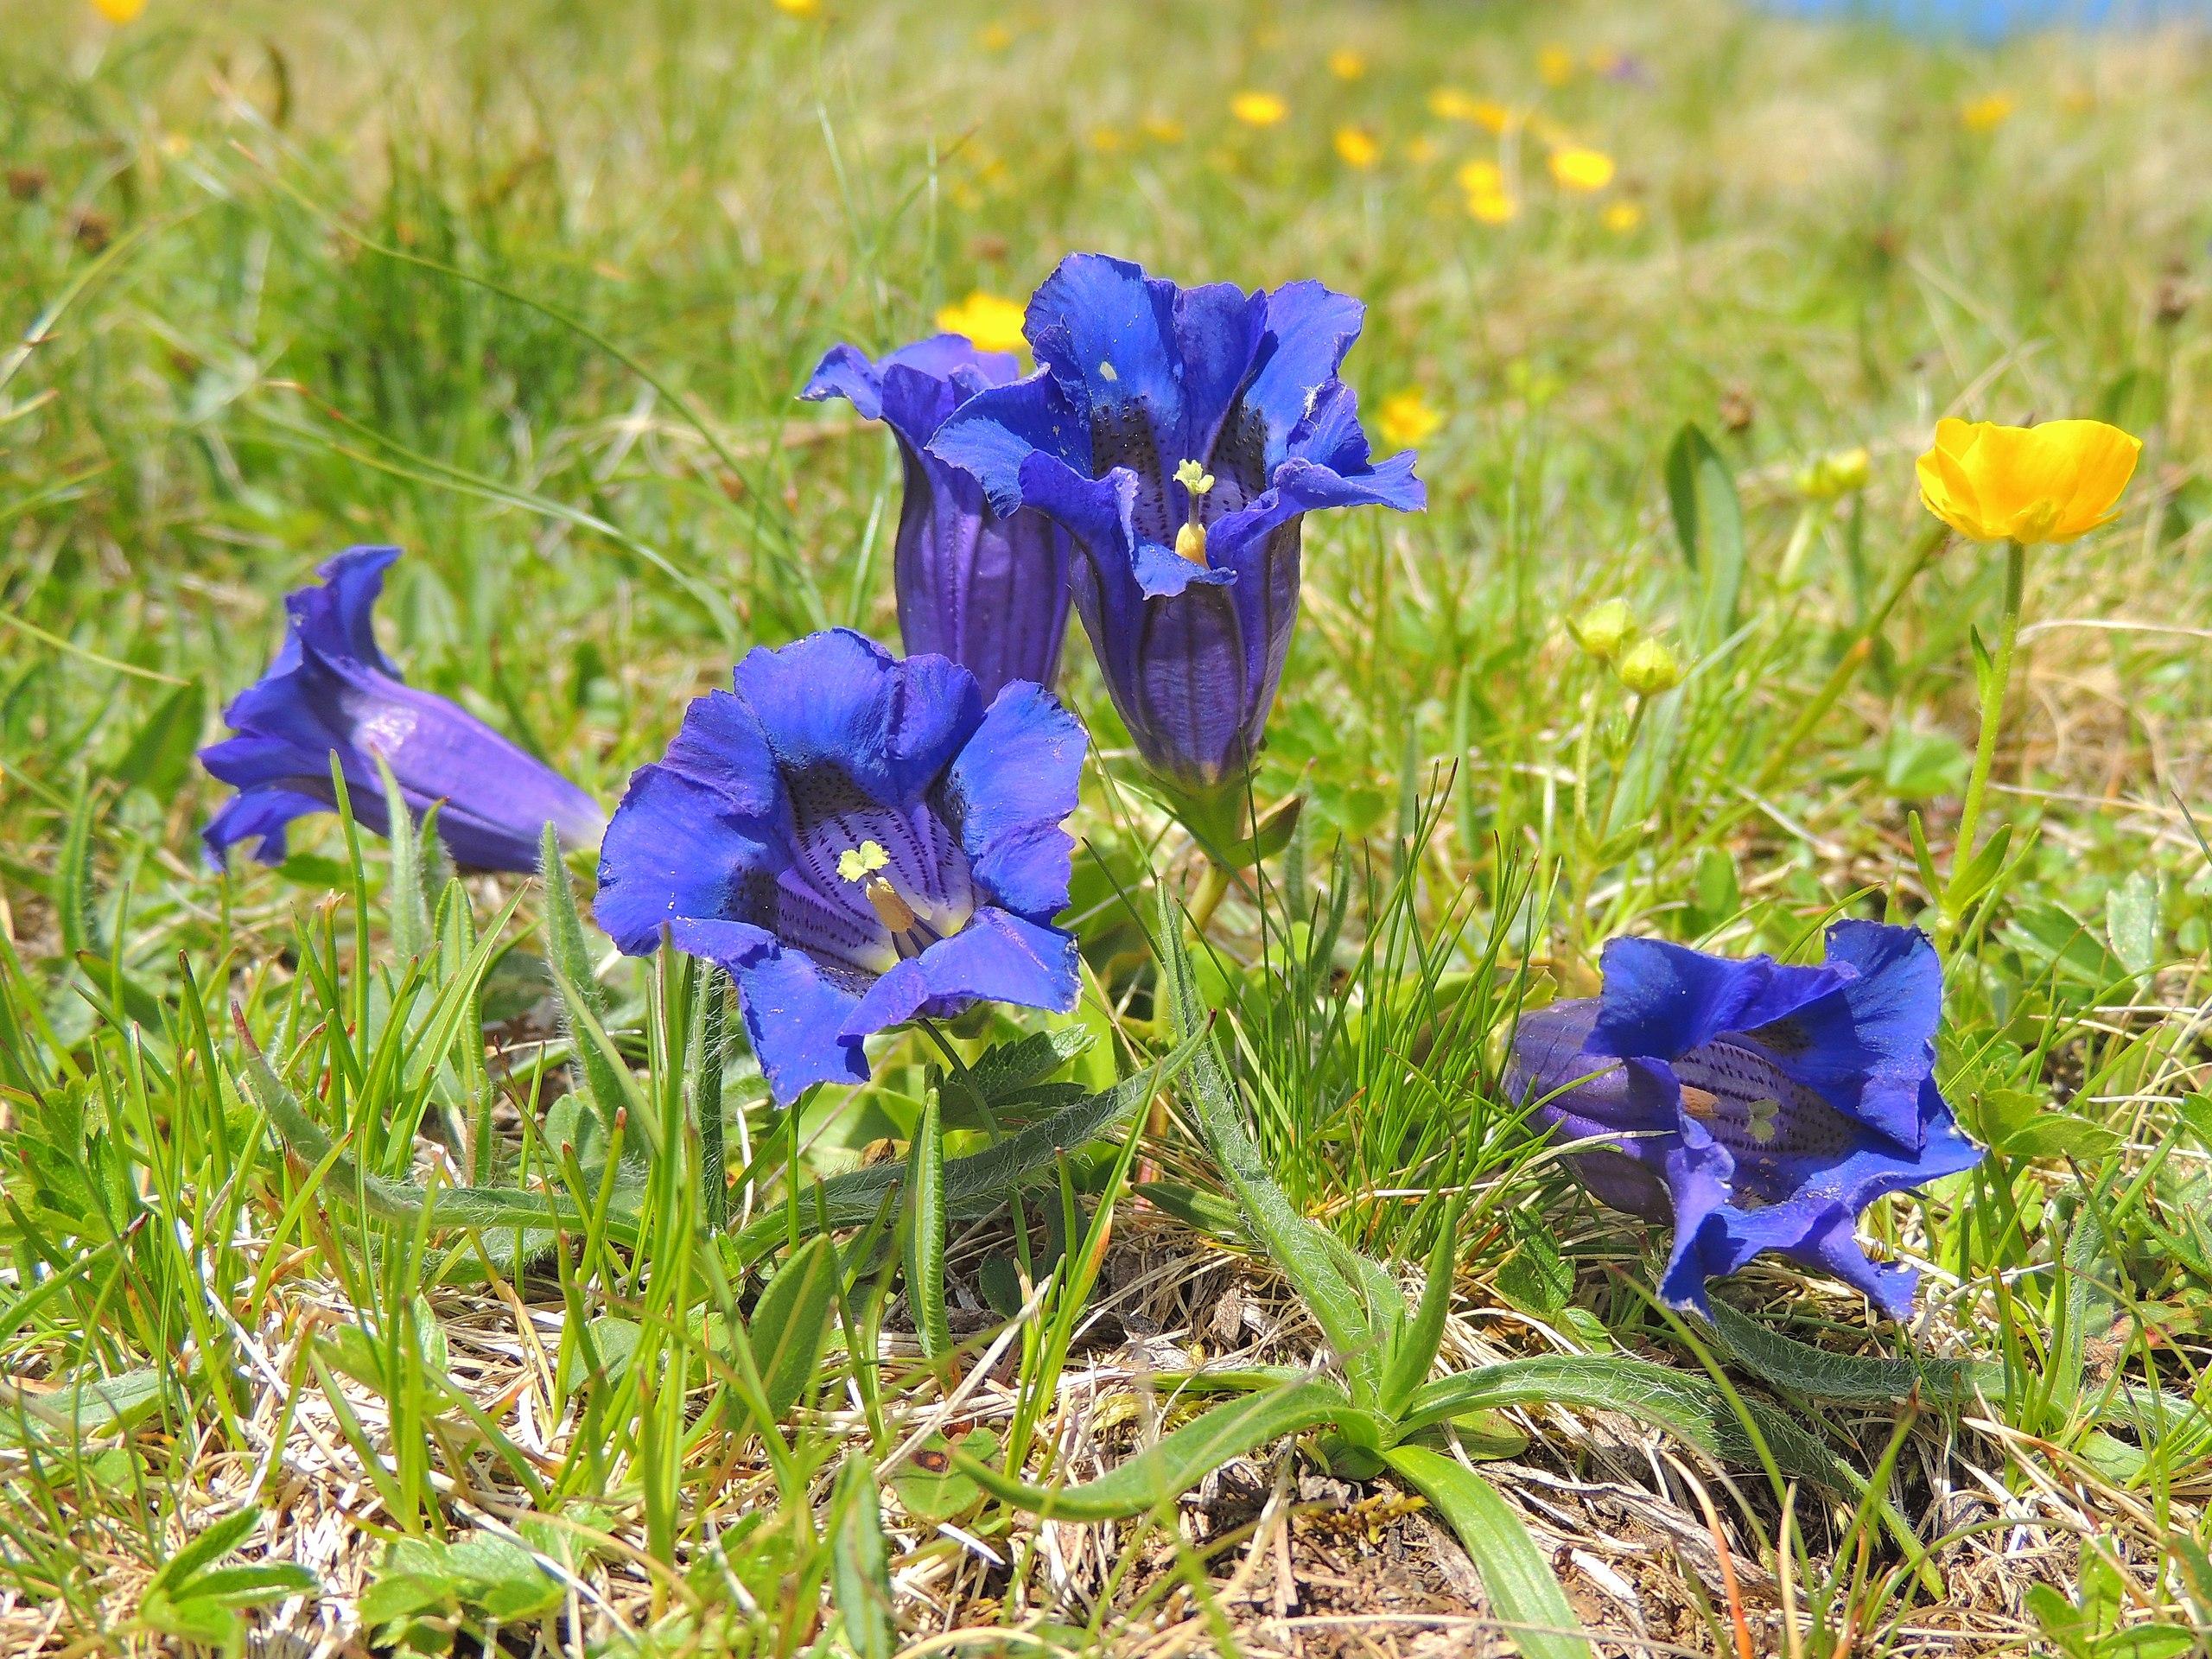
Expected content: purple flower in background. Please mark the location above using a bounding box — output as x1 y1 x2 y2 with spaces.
594 629 1084 1103
200 546 605 873
928 253 1424 804
803 335 1074 701
1506 922 1981 1319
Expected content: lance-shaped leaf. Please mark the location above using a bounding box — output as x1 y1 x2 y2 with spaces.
951 1375 1351 1521
1380 1446 1591 1659
906 1090 953 1369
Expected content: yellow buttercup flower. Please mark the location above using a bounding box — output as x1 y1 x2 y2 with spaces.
1602 200 1644 233
1334 125 1382 170
1549 146 1615 192
1404 136 1440 165
1141 115 1185 144
771 0 818 16
1538 43 1577 87
1960 92 2014 133
1376 389 1444 450
1429 86 1478 122
1329 48 1368 81
976 20 1013 50
1914 417 2140 545
92 0 146 19
1230 91 1288 127
1090 125 1126 154
936 291 1027 357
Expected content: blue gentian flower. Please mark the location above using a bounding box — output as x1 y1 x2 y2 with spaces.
199 546 605 874
802 335 1073 701
928 252 1424 804
593 629 1084 1103
1507 922 1982 1319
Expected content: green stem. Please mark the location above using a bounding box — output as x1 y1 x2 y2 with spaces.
1751 519 1948 794
1186 858 1234 938
1942 538 2026 938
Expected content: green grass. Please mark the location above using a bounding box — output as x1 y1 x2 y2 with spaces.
5 0 2212 1652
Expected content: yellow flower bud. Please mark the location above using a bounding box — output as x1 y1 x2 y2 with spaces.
1616 637 1683 696
1570 599 1635 663
1914 417 2140 545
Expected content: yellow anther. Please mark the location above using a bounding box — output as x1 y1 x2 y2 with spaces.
837 840 891 883
862 876 918 936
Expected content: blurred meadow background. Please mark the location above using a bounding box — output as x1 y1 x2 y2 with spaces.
8 0 2212 1653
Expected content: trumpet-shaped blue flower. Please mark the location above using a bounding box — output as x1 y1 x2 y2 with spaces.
803 335 1073 700
200 546 605 874
594 629 1084 1102
928 253 1424 803
1507 922 1981 1319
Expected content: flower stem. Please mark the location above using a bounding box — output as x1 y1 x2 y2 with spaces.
1186 857 1235 938
1941 538 2026 943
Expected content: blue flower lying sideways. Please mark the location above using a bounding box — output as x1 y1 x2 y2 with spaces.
1507 921 1982 1319
200 546 605 874
594 628 1084 1102
930 252 1424 806
803 334 1073 702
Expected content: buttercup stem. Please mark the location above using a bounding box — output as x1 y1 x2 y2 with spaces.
1943 537 2026 939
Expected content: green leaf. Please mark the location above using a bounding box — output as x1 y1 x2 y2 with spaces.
1154 886 1386 1404
2106 872 2160 976
540 823 634 1145
964 1026 1093 1101
1664 422 1745 645
952 1376 1351 1521
1494 1213 1571 1320
906 1089 952 1368
892 1427 998 1522
1707 1301 1999 1403
831 1458 895 1659
378 753 431 965
1382 1191 1462 1418
722 1035 1197 1270
749 1234 839 1423
113 677 204 798
1381 1446 1591 1659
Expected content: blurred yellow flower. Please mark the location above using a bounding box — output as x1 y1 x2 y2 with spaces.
1469 99 1512 134
1589 48 1628 76
1377 389 1445 449
1960 92 2014 132
1329 48 1368 80
1916 417 2139 545
1466 185 1518 225
1602 200 1644 233
1405 136 1440 165
1230 91 1288 127
1090 125 1126 154
1796 446 1871 500
1456 158 1504 195
1141 115 1185 144
92 0 146 18
1334 125 1382 170
1429 87 1478 121
936 291 1027 356
976 20 1014 50
771 0 818 15
1549 146 1615 191
1538 43 1577 86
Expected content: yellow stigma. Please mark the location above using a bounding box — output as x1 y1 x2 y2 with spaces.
1174 458 1215 497
836 840 891 884
1173 460 1214 565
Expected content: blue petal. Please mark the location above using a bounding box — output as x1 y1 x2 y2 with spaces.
1170 282 1269 464
201 785 332 868
800 343 887 421
930 372 1093 516
1130 539 1238 598
731 628 984 808
884 333 1020 385
292 545 403 677
942 681 1085 918
657 687 787 822
1747 920 1944 1150
684 923 872 1100
1652 1112 1735 1318
594 765 784 956
838 908 1078 1038
1025 252 1181 440
1591 937 1850 1061
1241 281 1368 471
